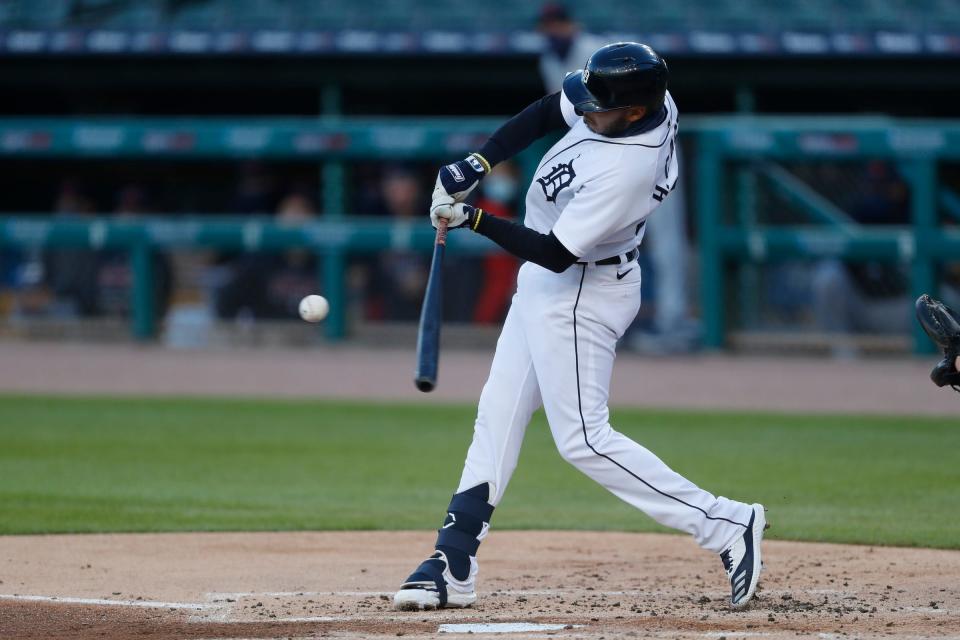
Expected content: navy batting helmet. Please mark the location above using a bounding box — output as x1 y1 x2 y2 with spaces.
562 42 668 114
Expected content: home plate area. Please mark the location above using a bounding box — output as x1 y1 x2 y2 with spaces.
0 531 957 639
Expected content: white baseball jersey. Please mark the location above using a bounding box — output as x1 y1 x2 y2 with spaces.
524 90 679 262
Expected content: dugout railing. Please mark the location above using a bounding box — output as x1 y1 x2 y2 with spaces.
0 214 498 340
1 116 959 352
693 116 960 354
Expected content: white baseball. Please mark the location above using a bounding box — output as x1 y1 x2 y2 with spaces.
298 295 329 322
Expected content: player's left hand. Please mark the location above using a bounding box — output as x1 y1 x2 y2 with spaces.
432 153 491 208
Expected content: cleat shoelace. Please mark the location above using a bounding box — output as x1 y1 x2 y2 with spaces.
720 550 733 575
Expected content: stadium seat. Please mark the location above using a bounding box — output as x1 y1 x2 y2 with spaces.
0 0 956 34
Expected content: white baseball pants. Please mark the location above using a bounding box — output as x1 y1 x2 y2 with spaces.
456 261 752 553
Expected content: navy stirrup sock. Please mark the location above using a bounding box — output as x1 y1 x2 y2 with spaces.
402 483 495 604
435 483 495 581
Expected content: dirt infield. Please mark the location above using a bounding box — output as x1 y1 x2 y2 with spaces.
1 341 957 415
1 531 958 639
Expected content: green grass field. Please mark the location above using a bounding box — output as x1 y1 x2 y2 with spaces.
0 395 957 548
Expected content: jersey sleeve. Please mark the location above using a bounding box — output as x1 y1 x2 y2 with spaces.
551 153 656 258
559 89 579 128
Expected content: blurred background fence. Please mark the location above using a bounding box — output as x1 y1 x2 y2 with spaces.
2 0 960 356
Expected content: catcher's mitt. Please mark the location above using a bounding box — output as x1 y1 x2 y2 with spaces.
915 294 960 392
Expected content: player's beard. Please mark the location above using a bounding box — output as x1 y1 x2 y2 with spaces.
583 111 634 137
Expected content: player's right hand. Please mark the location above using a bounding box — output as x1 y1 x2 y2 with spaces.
432 153 491 207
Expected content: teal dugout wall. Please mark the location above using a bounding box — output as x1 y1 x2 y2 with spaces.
0 215 502 340
1 116 959 352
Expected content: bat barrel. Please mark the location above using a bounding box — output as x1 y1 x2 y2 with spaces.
414 219 448 392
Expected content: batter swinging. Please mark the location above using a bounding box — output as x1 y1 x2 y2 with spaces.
393 42 768 612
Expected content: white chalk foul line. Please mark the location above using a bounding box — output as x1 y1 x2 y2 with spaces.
0 593 216 610
208 589 655 599
208 591 329 599
439 623 572 634
264 616 352 622
208 591 393 599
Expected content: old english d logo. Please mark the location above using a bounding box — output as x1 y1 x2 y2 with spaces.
537 157 577 203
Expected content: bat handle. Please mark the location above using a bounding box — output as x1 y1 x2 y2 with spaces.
436 217 449 246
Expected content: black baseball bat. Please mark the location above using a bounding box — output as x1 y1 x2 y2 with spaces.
414 218 448 392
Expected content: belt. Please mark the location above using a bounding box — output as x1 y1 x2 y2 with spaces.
577 247 639 267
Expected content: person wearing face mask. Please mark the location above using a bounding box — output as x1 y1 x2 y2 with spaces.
537 3 604 95
215 192 319 320
538 3 698 354
472 162 521 324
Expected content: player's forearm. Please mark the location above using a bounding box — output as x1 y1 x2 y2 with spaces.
478 92 568 167
469 208 577 273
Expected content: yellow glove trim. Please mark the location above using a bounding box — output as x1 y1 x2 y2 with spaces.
471 208 485 231
470 152 492 174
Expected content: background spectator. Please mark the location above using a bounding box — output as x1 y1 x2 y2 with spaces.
811 161 912 355
95 185 174 320
366 167 432 321
37 181 173 321
40 180 99 317
536 3 698 352
215 192 319 320
230 161 280 215
471 161 521 324
628 150 700 353
537 3 604 94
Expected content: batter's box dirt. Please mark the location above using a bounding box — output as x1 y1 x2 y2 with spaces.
0 531 957 639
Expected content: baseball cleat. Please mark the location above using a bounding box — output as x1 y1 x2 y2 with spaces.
720 503 768 608
393 550 477 611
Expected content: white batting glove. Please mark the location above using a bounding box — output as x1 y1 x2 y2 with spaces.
430 182 455 215
430 202 470 229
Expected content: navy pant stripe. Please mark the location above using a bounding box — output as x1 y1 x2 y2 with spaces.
571 265 748 530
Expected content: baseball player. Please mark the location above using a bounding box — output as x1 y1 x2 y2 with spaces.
393 42 767 612
916 294 960 392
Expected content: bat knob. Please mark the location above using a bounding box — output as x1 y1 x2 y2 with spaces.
415 378 436 393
